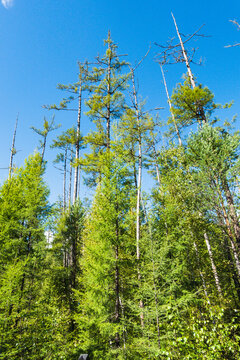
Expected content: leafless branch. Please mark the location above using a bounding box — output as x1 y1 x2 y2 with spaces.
155 21 207 66
225 19 240 48
133 44 151 71
230 19 240 30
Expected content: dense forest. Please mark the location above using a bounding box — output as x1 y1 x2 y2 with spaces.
1 18 240 360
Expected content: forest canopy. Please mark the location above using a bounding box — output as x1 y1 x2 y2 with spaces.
1 15 240 360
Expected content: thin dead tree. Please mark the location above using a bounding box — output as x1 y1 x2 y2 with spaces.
156 13 208 125
9 114 19 179
130 66 144 327
159 65 182 145
73 62 88 203
128 48 151 328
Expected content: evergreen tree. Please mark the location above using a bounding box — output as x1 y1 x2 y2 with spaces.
0 154 50 359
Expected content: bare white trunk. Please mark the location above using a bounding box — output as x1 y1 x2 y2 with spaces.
63 147 67 212
171 13 196 89
73 81 82 203
160 65 182 146
131 67 144 327
9 114 19 179
106 30 112 150
69 148 73 207
203 232 222 297
171 13 206 125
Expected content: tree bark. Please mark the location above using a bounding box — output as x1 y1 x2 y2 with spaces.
131 67 144 327
203 231 223 297
106 30 112 150
63 147 67 211
73 75 82 203
160 65 182 146
171 13 206 125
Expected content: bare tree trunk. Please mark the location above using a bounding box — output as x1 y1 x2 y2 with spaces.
160 65 182 146
131 67 144 327
171 13 206 125
203 231 223 297
63 147 67 211
78 165 81 200
68 148 73 208
106 30 112 150
222 177 240 246
73 76 82 203
9 114 19 179
213 177 240 277
222 236 240 302
171 13 196 89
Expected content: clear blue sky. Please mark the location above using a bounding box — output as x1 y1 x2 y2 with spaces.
0 0 240 202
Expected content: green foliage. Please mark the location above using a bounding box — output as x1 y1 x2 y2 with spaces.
2 34 240 360
171 79 216 128
0 153 51 359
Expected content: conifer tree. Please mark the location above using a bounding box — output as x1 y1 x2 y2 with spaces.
83 31 128 184
0 153 50 359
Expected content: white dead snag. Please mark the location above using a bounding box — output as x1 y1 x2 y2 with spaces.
203 232 223 298
130 66 144 328
68 147 73 208
160 65 182 146
73 64 84 203
9 114 18 179
171 13 196 89
63 147 67 212
171 13 207 125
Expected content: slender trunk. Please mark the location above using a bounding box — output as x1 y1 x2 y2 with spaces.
78 165 81 200
150 137 161 187
223 236 240 302
203 231 223 297
131 67 144 327
213 177 240 277
115 203 120 347
9 114 18 179
41 136 47 165
73 80 82 203
160 65 182 146
222 176 240 247
69 148 73 208
171 13 196 89
63 147 67 211
171 13 206 125
106 30 111 150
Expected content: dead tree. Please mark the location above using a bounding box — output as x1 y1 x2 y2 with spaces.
156 13 208 125
159 65 182 145
9 114 19 179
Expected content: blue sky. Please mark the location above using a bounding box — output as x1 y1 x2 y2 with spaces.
0 0 240 202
